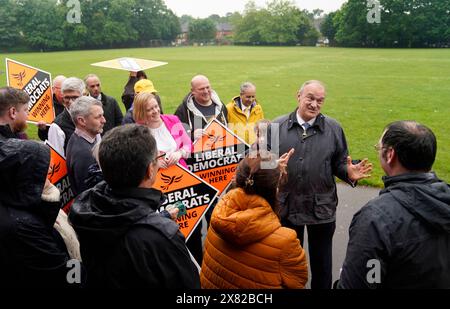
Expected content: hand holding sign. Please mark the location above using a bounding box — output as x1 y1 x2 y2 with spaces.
152 164 218 240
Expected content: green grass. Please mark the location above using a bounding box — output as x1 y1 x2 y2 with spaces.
1 46 449 186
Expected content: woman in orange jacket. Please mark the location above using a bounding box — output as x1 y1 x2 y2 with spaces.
200 151 308 289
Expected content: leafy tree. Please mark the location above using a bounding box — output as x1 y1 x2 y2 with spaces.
188 18 216 43
264 0 302 44
313 9 324 18
159 10 181 41
131 0 179 44
15 0 66 50
102 0 138 47
296 12 320 46
234 0 318 45
233 3 265 44
320 12 338 45
333 0 450 48
180 14 194 25
226 11 242 26
207 14 221 24
0 0 22 50
334 0 371 47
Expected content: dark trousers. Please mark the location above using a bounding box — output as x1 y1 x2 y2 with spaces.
284 221 336 289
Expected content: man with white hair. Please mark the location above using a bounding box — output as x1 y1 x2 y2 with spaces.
227 81 265 144
47 77 85 156
271 80 372 289
66 96 105 197
37 75 66 141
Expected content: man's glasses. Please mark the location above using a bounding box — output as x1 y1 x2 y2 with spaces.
63 95 80 102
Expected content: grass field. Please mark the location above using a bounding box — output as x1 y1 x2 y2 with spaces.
1 46 449 186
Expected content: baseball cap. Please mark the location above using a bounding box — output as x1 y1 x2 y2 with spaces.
134 79 157 94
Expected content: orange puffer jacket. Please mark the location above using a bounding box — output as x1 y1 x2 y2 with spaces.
200 188 308 289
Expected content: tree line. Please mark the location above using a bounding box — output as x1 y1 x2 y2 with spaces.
232 1 319 46
1 0 448 51
321 0 450 48
0 0 321 51
0 0 180 51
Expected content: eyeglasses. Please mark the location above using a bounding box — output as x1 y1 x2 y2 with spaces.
63 95 81 102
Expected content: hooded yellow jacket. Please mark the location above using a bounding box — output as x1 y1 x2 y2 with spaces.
200 188 308 289
226 96 264 144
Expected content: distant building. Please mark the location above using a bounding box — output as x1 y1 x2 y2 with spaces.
176 22 189 45
216 23 233 41
176 22 234 45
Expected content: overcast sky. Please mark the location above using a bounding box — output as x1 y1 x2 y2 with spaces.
164 0 347 18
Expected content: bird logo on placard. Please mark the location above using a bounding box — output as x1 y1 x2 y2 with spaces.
160 173 183 191
206 133 224 150
47 162 61 182
12 70 26 86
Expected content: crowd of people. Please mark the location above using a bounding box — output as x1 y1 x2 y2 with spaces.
0 72 449 289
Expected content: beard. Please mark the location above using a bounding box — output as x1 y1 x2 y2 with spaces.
12 120 27 133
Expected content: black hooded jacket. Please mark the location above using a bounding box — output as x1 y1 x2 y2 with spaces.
0 138 72 288
339 173 450 289
0 124 19 140
69 181 200 288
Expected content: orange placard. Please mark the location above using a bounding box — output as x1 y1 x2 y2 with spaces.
6 58 54 124
186 119 250 195
45 141 75 213
153 164 218 240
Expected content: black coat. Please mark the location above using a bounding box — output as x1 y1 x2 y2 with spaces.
0 139 73 288
339 173 450 289
69 181 200 288
271 111 351 225
99 92 123 135
0 124 19 140
53 108 75 155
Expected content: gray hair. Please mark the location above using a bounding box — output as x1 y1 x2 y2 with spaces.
69 96 102 125
240 82 256 94
61 77 85 95
298 80 326 95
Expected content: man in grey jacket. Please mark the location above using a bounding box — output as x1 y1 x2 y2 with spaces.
270 80 372 289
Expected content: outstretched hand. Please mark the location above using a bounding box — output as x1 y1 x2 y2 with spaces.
347 156 373 182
